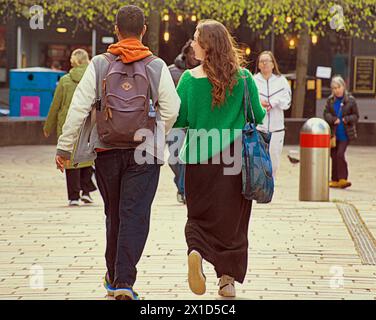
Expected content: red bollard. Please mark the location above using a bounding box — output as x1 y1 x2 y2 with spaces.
299 118 331 201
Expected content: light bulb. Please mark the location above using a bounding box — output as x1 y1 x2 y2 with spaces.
312 34 318 44
164 32 170 42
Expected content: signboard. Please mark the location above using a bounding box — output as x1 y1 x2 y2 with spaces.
316 66 332 79
20 96 40 117
353 56 376 94
102 36 115 44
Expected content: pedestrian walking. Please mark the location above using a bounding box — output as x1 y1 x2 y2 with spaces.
254 51 291 177
55 5 180 300
324 75 359 189
44 49 96 206
167 40 200 204
168 40 200 86
173 20 265 297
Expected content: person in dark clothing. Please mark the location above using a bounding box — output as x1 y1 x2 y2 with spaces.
44 49 96 206
167 40 200 204
169 40 200 86
323 75 359 189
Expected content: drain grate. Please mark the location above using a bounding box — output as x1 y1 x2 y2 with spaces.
336 202 376 265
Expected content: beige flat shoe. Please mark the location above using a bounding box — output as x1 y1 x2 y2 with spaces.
218 274 236 297
188 250 206 295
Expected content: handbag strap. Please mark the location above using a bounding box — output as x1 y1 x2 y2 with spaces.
242 69 256 125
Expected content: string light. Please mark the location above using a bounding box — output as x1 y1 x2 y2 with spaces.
245 47 251 56
56 27 67 33
164 31 170 42
311 34 318 45
163 14 169 22
191 15 197 22
286 16 292 23
177 15 183 23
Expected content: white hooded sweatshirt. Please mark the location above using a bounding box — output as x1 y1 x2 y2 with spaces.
254 73 292 132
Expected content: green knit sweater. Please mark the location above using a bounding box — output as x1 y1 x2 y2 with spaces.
173 68 266 163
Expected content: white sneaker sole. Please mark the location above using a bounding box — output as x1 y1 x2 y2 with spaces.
114 289 135 300
188 250 206 295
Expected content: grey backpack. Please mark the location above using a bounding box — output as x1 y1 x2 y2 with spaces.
95 53 157 147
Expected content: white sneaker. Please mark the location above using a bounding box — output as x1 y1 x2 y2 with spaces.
68 200 80 206
80 194 94 204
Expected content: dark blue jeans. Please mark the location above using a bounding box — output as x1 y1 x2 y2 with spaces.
170 163 185 195
167 136 185 195
95 149 161 286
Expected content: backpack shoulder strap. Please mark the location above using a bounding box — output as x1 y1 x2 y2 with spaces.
140 55 161 107
92 53 116 110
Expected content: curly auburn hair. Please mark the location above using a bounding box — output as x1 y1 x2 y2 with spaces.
196 20 244 108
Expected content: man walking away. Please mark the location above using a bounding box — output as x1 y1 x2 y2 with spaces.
55 5 180 300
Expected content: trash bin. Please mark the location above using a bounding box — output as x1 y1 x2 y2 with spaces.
299 118 330 201
285 73 317 118
9 67 65 117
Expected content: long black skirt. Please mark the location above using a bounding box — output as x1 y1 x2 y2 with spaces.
184 149 252 283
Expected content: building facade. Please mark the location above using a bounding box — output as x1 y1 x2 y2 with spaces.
1 14 375 98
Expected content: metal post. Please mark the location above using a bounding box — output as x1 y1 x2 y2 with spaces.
270 23 275 54
347 37 353 90
17 26 22 68
299 118 330 201
92 29 97 57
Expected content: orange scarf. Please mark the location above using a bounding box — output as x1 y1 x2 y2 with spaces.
107 38 152 63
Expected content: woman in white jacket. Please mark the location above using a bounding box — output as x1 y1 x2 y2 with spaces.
254 51 291 177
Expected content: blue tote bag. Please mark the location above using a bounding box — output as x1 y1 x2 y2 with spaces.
241 76 274 203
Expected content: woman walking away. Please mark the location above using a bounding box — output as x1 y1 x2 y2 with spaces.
44 49 97 206
173 20 266 297
254 51 291 177
324 75 359 189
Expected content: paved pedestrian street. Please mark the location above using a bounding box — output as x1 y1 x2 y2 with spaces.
0 145 375 300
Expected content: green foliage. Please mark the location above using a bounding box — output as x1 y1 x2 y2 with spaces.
245 0 375 41
1 0 374 41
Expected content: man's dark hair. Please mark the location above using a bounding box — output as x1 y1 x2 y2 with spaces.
116 5 145 37
182 40 193 55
